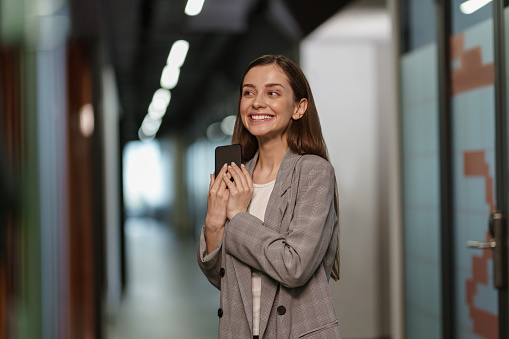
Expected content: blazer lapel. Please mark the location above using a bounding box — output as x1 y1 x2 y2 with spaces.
275 149 301 196
263 150 301 232
244 151 258 175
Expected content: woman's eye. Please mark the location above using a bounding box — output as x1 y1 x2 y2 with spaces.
243 90 254 96
268 91 279 96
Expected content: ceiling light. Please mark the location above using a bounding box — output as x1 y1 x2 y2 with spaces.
150 97 168 112
185 0 205 16
160 66 180 89
141 116 162 136
147 89 171 119
153 88 171 105
460 0 492 14
148 103 166 120
138 128 155 142
167 40 189 68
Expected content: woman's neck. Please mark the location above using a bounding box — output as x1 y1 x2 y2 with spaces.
253 137 288 184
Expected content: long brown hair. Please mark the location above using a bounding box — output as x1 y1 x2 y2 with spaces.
232 55 340 281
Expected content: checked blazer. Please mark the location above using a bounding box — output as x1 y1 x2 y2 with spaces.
197 149 341 339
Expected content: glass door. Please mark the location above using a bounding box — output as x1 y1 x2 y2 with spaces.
399 0 509 338
449 0 508 338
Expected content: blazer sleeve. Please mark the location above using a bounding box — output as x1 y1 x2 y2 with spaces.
224 158 337 288
196 225 223 290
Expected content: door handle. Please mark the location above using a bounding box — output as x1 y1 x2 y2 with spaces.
467 240 496 248
466 211 507 289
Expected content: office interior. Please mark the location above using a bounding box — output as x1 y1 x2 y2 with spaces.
1 0 508 338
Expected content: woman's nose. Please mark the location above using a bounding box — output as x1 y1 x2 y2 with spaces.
253 93 266 108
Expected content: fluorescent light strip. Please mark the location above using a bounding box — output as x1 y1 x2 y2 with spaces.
143 39 189 140
138 128 155 142
153 88 171 105
185 0 205 16
150 98 167 112
160 66 180 89
141 116 162 136
167 40 189 68
148 103 166 120
160 40 189 89
460 0 492 14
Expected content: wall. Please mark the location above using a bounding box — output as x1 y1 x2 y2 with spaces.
101 65 123 319
300 1 394 337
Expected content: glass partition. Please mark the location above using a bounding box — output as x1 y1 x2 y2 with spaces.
400 0 441 337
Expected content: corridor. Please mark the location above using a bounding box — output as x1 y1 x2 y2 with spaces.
106 218 219 339
7 0 508 337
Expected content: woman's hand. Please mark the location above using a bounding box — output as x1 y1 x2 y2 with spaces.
204 164 229 254
222 162 253 220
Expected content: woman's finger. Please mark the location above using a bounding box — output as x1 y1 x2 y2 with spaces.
209 173 215 190
211 163 228 190
222 170 237 193
218 176 229 198
240 164 253 187
227 163 247 191
229 162 248 189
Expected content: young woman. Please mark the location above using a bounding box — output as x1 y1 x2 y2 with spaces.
197 55 341 339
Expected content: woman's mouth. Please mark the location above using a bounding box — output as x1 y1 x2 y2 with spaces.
249 114 274 121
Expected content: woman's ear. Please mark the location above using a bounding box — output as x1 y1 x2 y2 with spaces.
292 98 308 120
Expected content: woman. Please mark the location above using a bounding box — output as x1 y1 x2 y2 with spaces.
197 55 341 338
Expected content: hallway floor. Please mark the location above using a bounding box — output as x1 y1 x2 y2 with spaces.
106 217 219 339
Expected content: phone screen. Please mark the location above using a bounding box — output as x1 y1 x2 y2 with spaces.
215 144 242 177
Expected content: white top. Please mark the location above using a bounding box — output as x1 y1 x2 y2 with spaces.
247 179 276 336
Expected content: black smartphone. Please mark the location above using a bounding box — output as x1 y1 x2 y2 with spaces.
215 144 242 177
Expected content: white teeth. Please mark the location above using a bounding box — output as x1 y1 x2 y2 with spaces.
251 115 273 120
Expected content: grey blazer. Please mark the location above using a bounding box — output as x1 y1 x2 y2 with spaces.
197 149 341 339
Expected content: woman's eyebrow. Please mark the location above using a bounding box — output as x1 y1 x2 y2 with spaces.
242 83 284 89
265 83 284 88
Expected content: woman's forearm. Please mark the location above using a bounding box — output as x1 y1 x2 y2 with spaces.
205 221 225 255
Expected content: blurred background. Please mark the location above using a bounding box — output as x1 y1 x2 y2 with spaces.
2 0 509 338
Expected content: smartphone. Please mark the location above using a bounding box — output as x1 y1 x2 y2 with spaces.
215 144 242 177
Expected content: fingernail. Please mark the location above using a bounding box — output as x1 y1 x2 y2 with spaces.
241 164 245 168
231 162 237 167
223 163 227 168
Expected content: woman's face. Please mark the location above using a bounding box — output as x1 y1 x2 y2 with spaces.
240 64 305 142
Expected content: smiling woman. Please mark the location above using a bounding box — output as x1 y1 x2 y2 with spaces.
197 55 341 339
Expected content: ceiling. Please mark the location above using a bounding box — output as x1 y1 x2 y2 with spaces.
69 0 353 144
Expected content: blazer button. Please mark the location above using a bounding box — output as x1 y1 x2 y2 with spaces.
218 308 223 318
220 268 225 277
277 306 286 315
